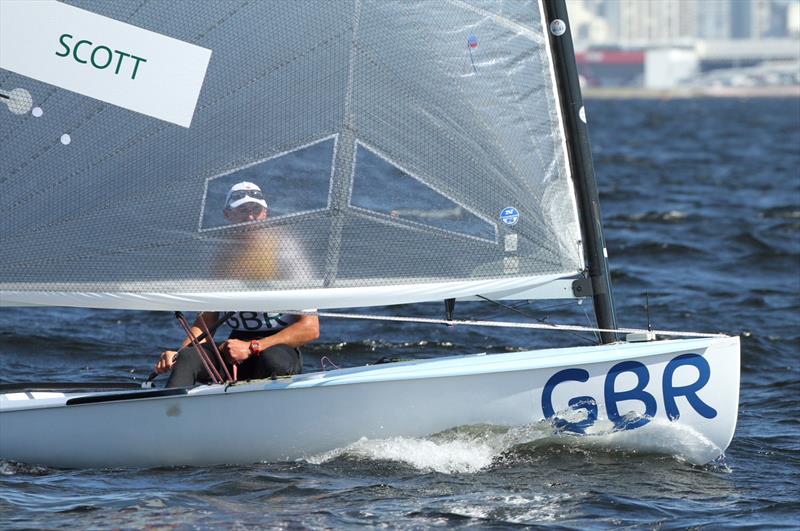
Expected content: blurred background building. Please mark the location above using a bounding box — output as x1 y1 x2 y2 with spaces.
568 0 800 93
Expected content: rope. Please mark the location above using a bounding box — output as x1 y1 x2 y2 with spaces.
308 311 728 339
474 295 595 344
320 356 341 371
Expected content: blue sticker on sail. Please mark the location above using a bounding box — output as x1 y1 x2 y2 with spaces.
500 207 519 226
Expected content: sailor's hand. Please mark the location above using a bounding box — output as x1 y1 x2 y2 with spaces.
221 339 251 364
155 350 178 374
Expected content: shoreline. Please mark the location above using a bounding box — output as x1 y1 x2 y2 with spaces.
583 85 800 99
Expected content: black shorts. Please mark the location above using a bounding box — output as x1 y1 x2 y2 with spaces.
165 343 302 388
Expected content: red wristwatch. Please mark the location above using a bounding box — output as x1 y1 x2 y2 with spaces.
249 340 262 356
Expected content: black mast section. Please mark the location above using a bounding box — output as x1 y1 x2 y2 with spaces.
543 0 618 344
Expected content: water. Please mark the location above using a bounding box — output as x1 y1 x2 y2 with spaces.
2 98 799 528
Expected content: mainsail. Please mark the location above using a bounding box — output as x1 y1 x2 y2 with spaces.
0 0 585 311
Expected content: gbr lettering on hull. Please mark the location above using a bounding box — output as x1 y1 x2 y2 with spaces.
541 353 717 433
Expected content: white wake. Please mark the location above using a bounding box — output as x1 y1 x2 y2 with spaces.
305 417 724 474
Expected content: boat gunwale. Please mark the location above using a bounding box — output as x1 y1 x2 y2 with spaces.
0 336 737 413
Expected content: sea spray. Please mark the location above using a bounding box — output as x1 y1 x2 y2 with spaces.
306 415 724 473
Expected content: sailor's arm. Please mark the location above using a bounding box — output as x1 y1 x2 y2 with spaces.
183 312 219 347
223 315 320 364
155 312 220 373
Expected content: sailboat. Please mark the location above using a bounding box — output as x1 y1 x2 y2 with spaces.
0 0 739 468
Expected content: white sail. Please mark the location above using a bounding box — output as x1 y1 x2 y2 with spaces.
0 0 582 310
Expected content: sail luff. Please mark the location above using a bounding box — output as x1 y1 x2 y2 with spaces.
541 0 618 343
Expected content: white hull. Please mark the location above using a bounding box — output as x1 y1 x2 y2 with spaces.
0 337 739 468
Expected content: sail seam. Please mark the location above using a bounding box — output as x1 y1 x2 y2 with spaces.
348 206 497 246
322 0 362 288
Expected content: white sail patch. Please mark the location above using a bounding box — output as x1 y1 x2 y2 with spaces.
0 0 211 127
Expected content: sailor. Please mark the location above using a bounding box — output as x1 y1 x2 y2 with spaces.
222 180 270 224
154 181 319 387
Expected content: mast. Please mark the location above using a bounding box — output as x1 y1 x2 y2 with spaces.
543 0 618 344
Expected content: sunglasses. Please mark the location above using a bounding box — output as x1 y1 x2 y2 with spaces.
228 189 265 203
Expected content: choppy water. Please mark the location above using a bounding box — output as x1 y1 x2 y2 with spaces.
1 98 799 528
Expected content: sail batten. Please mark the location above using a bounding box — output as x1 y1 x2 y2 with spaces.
1 0 585 310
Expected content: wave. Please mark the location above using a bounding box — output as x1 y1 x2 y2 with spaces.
311 339 457 354
615 241 709 258
717 228 799 264
611 210 694 223
0 326 136 360
306 433 497 474
762 206 800 220
407 492 576 525
0 459 52 476
305 417 725 475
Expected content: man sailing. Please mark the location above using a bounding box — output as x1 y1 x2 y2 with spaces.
155 181 319 387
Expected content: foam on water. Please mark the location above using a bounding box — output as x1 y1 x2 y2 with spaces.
306 435 497 474
441 493 575 524
583 418 724 465
307 416 724 474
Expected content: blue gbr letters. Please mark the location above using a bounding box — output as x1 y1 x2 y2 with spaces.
542 353 717 432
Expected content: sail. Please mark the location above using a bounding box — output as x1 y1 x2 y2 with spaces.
0 0 584 311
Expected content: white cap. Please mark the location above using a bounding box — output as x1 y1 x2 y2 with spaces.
225 181 268 210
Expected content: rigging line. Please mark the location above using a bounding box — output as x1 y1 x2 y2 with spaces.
475 295 595 344
582 303 600 343
175 312 223 384
320 356 341 371
536 300 587 312
475 294 547 322
476 299 529 319
146 311 234 383
196 313 233 382
481 299 581 320
312 311 728 339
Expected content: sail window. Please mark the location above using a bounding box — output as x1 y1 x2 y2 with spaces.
350 142 496 243
199 136 335 231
